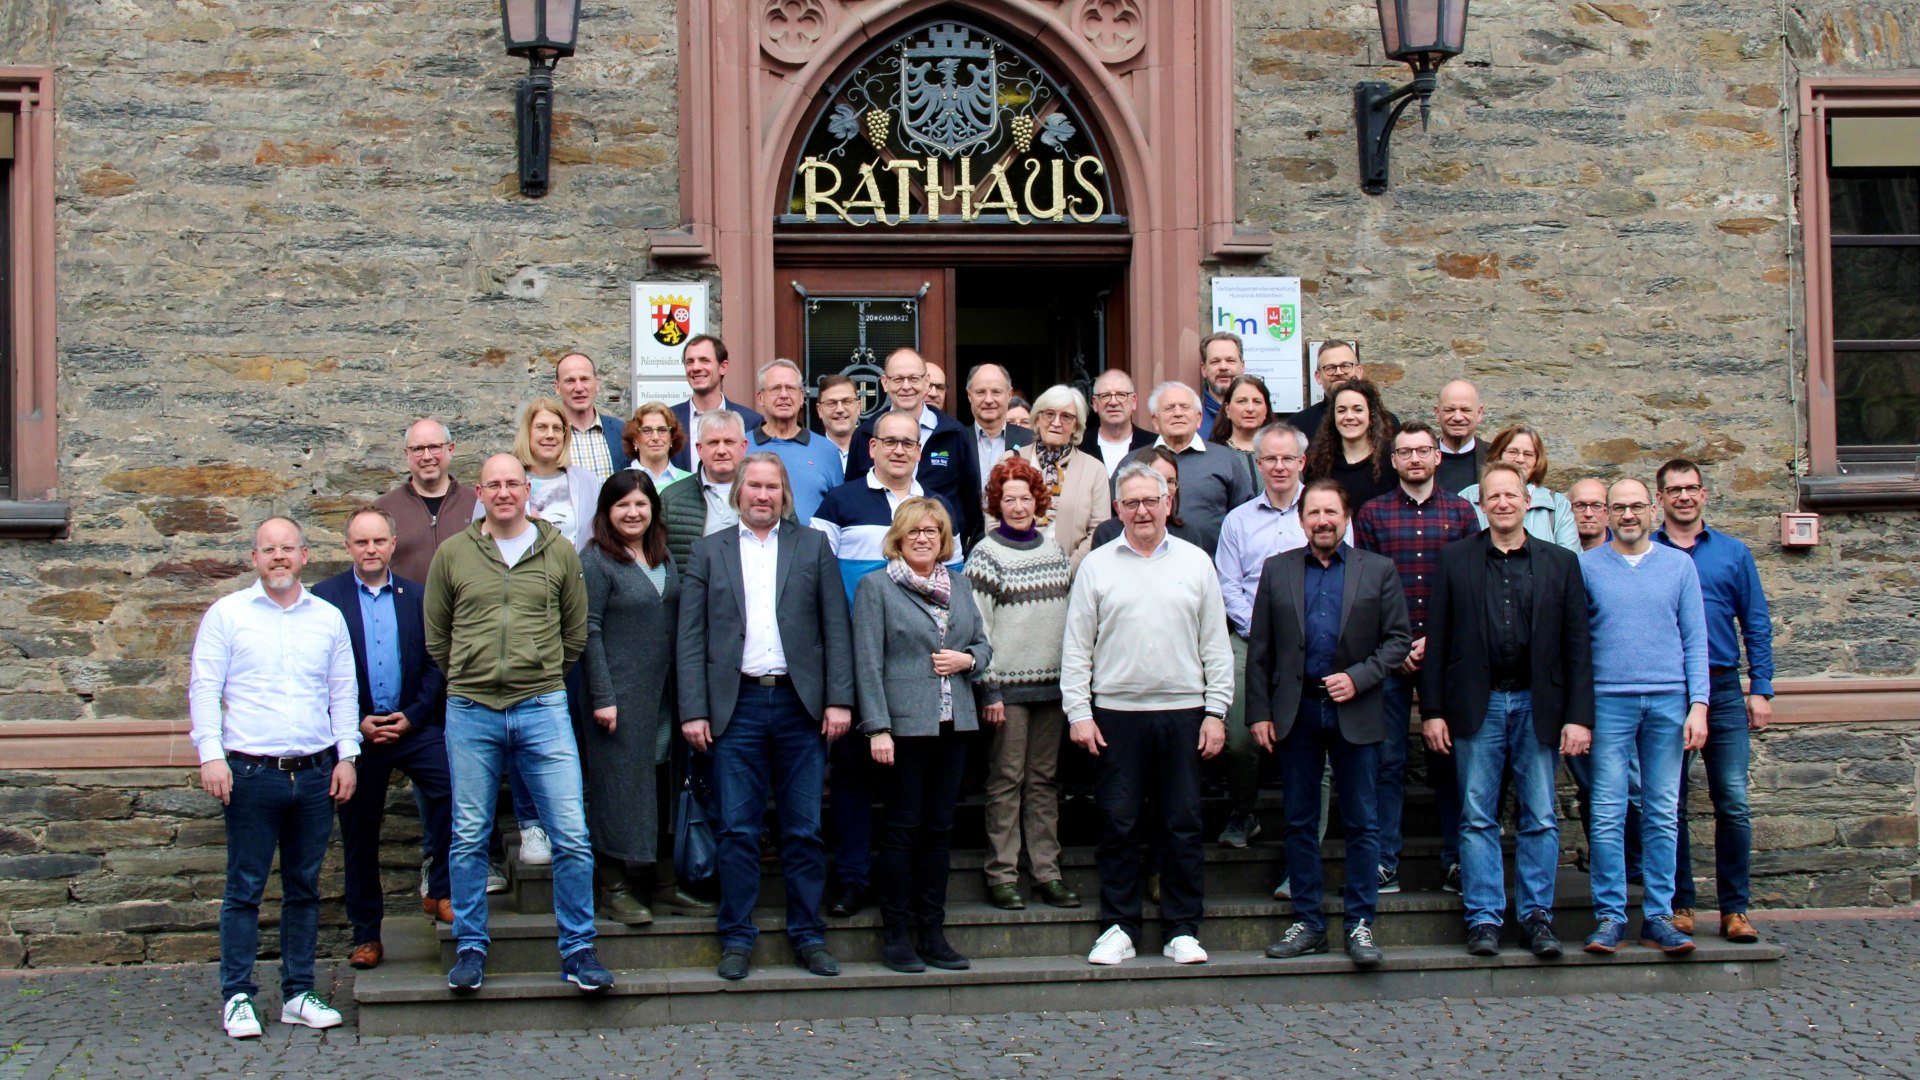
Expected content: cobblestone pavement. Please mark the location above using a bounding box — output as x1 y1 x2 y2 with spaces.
2 914 1917 1079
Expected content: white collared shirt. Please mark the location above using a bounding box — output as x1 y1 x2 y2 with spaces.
738 525 787 675
1154 433 1208 454
189 579 361 764
701 469 739 535
869 468 924 512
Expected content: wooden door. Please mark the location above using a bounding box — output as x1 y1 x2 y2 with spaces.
776 267 955 419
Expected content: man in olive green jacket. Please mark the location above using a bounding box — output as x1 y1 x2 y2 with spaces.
423 454 608 995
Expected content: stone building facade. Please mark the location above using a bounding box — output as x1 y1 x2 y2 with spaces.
0 0 1915 966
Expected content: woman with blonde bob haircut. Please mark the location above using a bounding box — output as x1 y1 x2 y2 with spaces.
488 395 600 550
853 497 993 975
1458 424 1579 551
1010 384 1112 570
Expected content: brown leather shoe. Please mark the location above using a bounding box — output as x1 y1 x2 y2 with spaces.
423 896 453 923
1721 912 1759 943
1671 908 1695 935
349 941 383 969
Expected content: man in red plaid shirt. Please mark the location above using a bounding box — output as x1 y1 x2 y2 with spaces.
1353 421 1481 894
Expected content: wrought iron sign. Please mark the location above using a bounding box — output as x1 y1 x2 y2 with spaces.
782 21 1123 228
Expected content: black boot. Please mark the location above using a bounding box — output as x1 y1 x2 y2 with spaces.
881 927 925 973
916 926 970 970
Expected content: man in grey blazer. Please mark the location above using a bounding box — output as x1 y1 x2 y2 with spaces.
1246 479 1411 968
677 452 856 982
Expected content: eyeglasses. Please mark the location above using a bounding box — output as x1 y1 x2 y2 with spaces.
406 442 450 455
886 374 926 387
1117 497 1165 512
1608 502 1652 515
1661 484 1704 497
905 526 942 539
875 436 919 450
1571 502 1608 513
637 426 673 437
1391 446 1438 459
1093 391 1133 402
1036 409 1076 424
481 480 528 493
1256 454 1304 467
1318 361 1358 375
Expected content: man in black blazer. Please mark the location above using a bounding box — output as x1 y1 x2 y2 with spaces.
1420 462 1594 960
964 362 1034 472
1081 369 1157 475
312 506 450 970
1246 479 1411 968
677 452 856 982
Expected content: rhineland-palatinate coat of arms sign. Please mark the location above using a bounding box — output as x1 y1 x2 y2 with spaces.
899 23 998 158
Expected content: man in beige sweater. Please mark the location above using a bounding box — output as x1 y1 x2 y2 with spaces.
1060 462 1234 968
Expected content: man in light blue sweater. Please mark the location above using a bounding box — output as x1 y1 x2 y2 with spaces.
1578 478 1709 957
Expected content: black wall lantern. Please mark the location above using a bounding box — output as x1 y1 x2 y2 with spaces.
502 0 583 197
1355 0 1470 195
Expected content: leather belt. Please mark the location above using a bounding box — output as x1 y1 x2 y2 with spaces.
228 749 336 772
1709 665 1737 677
1303 683 1334 701
743 673 793 688
1491 677 1529 692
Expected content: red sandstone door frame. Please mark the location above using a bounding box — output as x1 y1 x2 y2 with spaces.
775 267 956 415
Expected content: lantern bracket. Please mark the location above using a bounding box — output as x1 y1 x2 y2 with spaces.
1354 68 1438 196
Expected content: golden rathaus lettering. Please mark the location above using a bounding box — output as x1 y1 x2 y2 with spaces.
1068 156 1106 224
1022 158 1067 222
968 162 1027 224
799 157 845 223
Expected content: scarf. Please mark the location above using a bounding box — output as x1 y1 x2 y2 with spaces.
1033 444 1073 525
887 558 954 723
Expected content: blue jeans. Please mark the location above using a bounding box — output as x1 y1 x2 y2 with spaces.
711 681 829 951
1590 692 1688 924
219 754 335 1001
446 690 595 959
1674 669 1753 913
1565 750 1641 880
1279 699 1380 932
1374 673 1414 874
1452 691 1559 927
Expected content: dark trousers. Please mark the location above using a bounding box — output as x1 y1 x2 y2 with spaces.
828 733 873 889
338 725 453 945
1674 669 1754 913
875 727 970 932
1092 706 1206 941
219 753 336 1001
1280 699 1381 932
711 681 828 951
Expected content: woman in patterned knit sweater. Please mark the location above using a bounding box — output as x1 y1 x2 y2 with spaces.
967 457 1082 912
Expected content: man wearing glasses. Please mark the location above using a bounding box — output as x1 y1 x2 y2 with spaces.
1354 422 1481 896
376 419 477 585
1080 369 1155 475
1578 477 1710 957
751 359 845 523
1288 342 1397 441
1562 475 1641 879
1150 381 1253 555
843 347 984 546
1653 458 1772 946
814 374 861 473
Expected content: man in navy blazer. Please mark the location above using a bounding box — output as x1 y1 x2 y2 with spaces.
312 505 451 970
843 348 984 545
669 334 763 472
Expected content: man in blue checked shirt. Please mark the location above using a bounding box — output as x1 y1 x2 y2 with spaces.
1653 458 1772 946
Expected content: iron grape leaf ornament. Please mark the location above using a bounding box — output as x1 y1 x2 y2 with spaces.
828 103 862 143
1038 112 1076 153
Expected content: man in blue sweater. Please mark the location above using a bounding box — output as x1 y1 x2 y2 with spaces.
1654 458 1772 946
1579 477 1710 957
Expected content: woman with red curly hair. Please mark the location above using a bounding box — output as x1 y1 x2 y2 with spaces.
966 457 1081 913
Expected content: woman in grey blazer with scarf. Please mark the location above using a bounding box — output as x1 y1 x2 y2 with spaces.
853 497 993 975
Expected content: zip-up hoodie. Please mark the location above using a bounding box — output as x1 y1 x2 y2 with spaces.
424 518 587 710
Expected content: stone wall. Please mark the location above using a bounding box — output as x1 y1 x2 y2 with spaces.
0 0 1915 963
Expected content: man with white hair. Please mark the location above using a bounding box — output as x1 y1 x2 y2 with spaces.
1150 380 1254 555
662 409 752 570
1433 380 1485 495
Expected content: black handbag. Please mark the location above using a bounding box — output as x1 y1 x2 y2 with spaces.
673 753 720 886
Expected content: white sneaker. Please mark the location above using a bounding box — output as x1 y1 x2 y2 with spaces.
519 824 553 865
280 990 343 1029
1087 924 1135 966
222 993 262 1039
1272 878 1292 901
1162 935 1209 964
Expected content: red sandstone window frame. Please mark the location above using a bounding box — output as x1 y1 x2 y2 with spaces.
1797 78 1920 510
0 68 64 537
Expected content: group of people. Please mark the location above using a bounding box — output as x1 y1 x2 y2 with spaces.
190 331 1773 1038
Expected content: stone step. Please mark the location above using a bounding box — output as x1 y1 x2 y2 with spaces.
452 870 1625 972
356 921 1783 1036
507 835 1493 915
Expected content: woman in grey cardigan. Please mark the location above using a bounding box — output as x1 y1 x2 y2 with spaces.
853 497 993 975
579 471 708 926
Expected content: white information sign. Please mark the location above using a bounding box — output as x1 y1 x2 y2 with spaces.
1209 276 1305 412
629 281 709 406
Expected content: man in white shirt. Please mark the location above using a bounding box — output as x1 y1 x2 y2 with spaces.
190 517 360 1039
966 362 1033 472
1062 463 1232 968
1080 369 1154 475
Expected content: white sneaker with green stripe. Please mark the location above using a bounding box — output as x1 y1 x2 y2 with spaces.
279 990 343 1029
222 993 263 1039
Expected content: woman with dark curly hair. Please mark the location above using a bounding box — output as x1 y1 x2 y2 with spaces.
622 402 690 491
1306 379 1397 510
968 457 1081 912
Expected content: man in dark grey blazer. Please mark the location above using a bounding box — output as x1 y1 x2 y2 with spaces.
1246 479 1411 968
677 452 856 982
